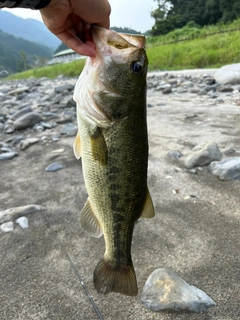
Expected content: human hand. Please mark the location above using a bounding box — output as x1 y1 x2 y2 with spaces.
40 0 111 56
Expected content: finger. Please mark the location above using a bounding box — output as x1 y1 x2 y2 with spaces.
96 16 110 29
56 30 96 56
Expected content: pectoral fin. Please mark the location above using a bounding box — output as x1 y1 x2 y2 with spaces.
73 132 82 159
80 198 103 238
140 188 155 219
91 128 108 166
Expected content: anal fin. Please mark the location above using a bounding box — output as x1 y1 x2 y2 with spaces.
80 199 103 238
140 188 155 219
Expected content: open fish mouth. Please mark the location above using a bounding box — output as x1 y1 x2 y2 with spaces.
74 27 147 124
91 26 146 59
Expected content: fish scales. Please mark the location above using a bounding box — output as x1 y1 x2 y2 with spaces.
73 26 155 296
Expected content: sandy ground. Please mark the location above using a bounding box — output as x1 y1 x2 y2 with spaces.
0 69 240 320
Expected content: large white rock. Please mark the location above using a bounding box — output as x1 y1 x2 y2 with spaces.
214 63 240 85
141 268 216 313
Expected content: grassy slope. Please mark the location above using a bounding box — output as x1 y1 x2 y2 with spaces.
5 19 240 80
147 31 240 71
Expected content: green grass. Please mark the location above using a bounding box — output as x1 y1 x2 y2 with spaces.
6 59 86 80
147 30 240 71
146 18 240 47
4 18 240 80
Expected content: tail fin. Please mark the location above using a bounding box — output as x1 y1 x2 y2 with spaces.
93 258 138 296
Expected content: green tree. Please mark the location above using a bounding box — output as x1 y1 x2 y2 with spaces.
220 0 240 22
151 0 240 36
150 0 185 35
20 50 27 70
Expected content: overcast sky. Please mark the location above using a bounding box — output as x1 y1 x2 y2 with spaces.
2 0 158 33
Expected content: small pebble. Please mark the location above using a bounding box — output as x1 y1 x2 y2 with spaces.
1 221 14 232
16 216 29 229
45 162 64 172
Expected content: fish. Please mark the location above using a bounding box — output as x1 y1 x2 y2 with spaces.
73 26 155 297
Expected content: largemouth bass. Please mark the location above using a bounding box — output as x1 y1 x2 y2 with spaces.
73 26 155 296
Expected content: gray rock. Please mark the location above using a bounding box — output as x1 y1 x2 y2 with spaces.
156 83 171 91
55 84 74 93
12 135 25 145
13 112 42 130
8 86 30 95
180 81 194 87
0 141 9 148
177 88 188 93
45 162 63 172
0 151 18 160
147 103 154 108
1 147 13 152
217 85 233 93
0 204 45 224
66 125 78 137
4 122 15 134
51 136 61 142
35 125 44 132
214 63 240 85
56 117 73 124
20 138 40 150
162 87 172 94
209 93 219 99
224 148 236 155
66 98 76 108
141 268 216 313
40 121 52 129
60 123 77 135
42 112 59 118
167 150 183 159
198 89 207 95
184 113 197 120
188 168 197 174
0 123 4 131
216 98 225 104
168 79 177 86
184 141 222 169
16 216 29 229
0 221 14 232
204 77 216 85
9 106 33 122
190 88 200 94
209 157 240 180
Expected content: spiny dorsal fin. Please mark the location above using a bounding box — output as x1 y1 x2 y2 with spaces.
140 188 155 219
80 198 103 238
73 132 82 159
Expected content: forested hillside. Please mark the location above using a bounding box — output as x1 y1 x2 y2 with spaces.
151 0 240 35
0 29 53 74
0 10 60 50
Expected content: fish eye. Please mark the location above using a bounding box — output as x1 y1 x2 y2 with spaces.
131 61 143 73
